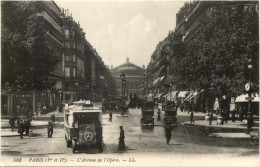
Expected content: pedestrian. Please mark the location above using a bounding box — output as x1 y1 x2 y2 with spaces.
238 107 243 122
118 126 125 150
108 112 113 122
9 117 15 132
51 114 56 126
224 110 228 123
47 120 54 138
165 123 172 144
59 103 63 115
180 103 184 112
18 120 24 139
190 111 195 123
25 119 31 136
231 110 236 122
157 108 161 121
209 110 213 125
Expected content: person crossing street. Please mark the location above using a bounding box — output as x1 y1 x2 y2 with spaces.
165 123 172 144
9 117 15 132
190 111 195 123
47 120 54 138
108 112 113 122
119 126 125 150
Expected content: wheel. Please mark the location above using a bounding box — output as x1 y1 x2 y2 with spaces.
250 136 258 145
98 139 104 153
72 140 77 153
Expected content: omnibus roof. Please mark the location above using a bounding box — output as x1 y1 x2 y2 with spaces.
66 107 102 114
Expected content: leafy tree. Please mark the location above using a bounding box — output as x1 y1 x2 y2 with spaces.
170 2 258 97
2 2 59 93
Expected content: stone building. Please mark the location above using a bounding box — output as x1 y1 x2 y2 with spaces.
60 9 86 102
110 58 145 98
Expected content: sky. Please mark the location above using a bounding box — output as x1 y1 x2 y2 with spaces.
56 1 185 68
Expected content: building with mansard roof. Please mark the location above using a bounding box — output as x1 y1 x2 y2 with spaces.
110 58 145 98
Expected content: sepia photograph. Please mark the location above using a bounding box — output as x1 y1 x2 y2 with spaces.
0 0 259 166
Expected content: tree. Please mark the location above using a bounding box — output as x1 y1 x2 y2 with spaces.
1 2 59 93
171 2 258 96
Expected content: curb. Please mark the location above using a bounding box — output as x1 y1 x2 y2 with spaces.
209 133 250 139
182 122 259 131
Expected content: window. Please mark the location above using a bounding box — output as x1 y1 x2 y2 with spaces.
65 55 70 62
73 68 76 77
65 42 70 48
65 30 69 39
73 55 76 62
65 67 70 77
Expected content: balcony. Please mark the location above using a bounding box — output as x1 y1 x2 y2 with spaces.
65 61 76 67
65 76 85 82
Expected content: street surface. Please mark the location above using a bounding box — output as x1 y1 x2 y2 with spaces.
1 108 259 166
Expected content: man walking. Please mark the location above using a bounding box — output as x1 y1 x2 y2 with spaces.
47 120 54 138
9 117 15 132
108 112 113 122
25 119 31 136
51 114 56 126
157 108 161 121
119 126 125 150
165 123 172 144
190 111 195 123
18 120 24 139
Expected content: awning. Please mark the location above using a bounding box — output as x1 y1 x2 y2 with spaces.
159 76 165 81
167 91 178 101
154 93 162 98
153 78 159 85
235 93 260 102
178 91 189 98
184 90 204 101
183 91 194 101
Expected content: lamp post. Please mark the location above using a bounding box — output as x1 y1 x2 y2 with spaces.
169 82 173 102
123 78 126 101
120 72 125 101
246 58 253 133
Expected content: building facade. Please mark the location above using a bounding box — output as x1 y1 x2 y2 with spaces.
60 9 86 102
110 58 145 98
1 1 116 116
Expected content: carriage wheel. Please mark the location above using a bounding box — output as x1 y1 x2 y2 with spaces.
250 136 259 145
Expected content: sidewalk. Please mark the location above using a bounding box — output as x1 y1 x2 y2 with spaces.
1 119 61 129
183 120 259 131
209 133 251 139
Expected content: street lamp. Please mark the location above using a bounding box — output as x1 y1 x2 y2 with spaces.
246 58 254 133
120 72 125 100
169 82 173 102
123 78 126 100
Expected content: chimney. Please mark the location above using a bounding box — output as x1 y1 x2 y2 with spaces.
126 57 129 63
111 65 113 69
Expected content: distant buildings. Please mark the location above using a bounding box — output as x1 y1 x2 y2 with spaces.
143 1 259 112
110 58 145 98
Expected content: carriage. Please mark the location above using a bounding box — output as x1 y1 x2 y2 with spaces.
163 105 177 127
140 101 155 125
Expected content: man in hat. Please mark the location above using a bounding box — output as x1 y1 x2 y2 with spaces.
47 120 54 138
119 126 125 150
